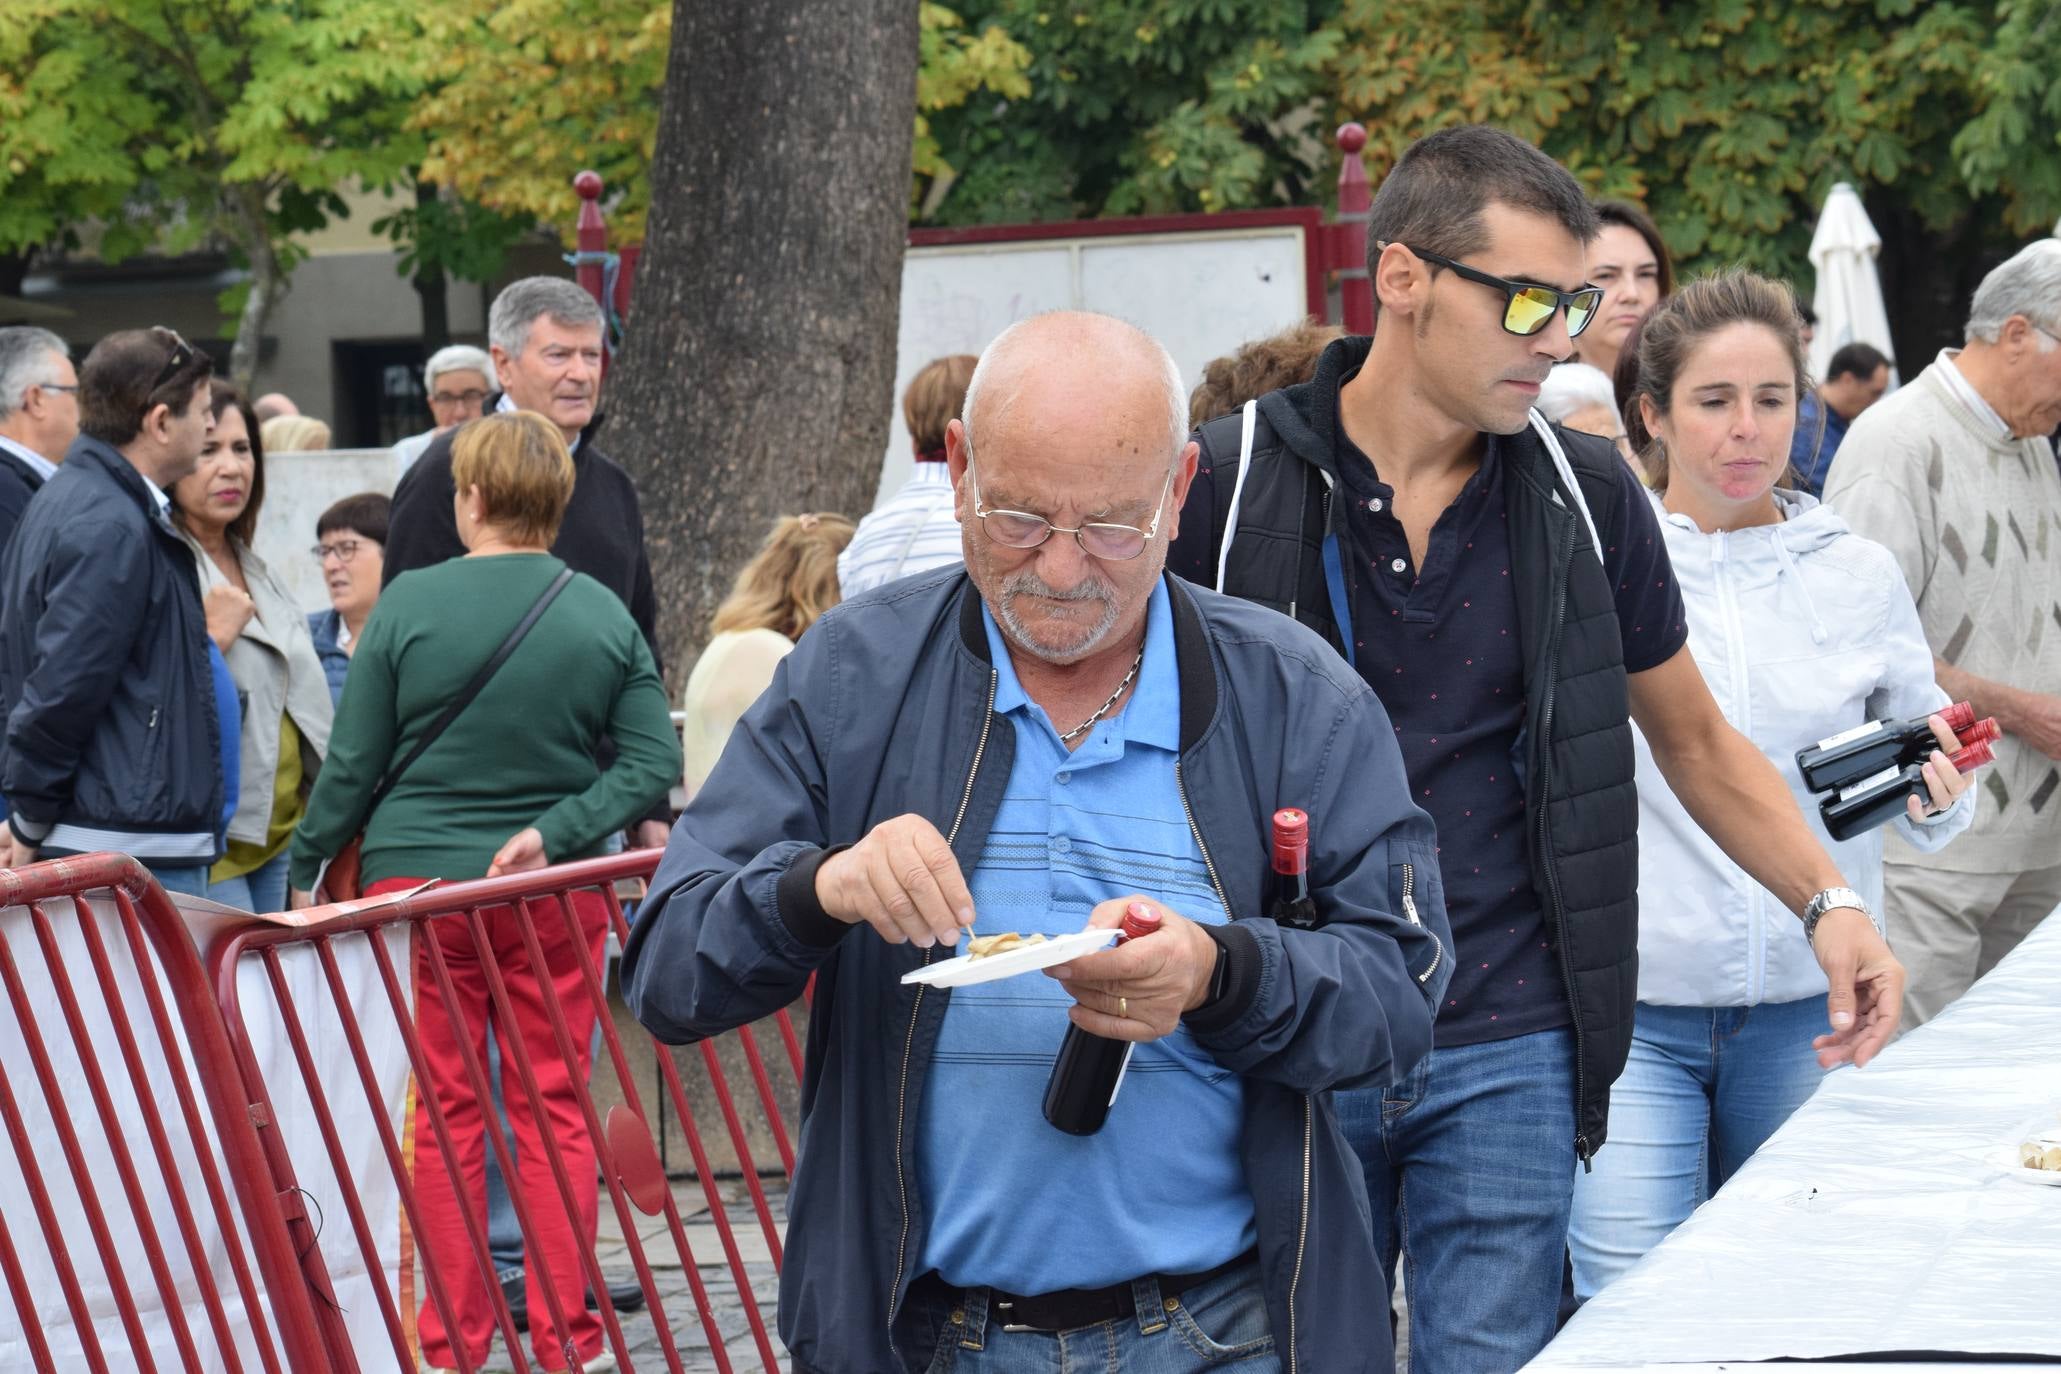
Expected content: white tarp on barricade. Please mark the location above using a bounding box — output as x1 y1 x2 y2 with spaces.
0 891 410 1370
1531 908 2061 1368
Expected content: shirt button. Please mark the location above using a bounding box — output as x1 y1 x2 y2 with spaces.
1053 836 1073 854
1369 498 1384 512
1390 557 1407 574
1056 771 1072 785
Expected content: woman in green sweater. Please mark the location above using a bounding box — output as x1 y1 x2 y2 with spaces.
289 410 674 1374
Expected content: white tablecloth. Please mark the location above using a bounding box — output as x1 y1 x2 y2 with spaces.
1530 908 2061 1368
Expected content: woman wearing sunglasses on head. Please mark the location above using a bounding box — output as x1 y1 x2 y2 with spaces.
1564 271 1977 1302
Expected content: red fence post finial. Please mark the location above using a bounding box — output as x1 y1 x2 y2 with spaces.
1334 123 1374 336
574 171 607 309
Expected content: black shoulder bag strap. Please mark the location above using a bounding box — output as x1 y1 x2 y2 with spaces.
365 565 576 810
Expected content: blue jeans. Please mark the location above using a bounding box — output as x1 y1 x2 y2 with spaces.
1334 1026 1577 1374
896 1259 1279 1373
1566 997 1831 1301
207 850 290 913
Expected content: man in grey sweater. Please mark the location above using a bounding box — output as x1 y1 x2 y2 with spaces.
1823 239 2061 1025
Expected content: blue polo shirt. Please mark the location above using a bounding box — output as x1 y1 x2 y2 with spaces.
1789 391 1851 497
915 579 1255 1294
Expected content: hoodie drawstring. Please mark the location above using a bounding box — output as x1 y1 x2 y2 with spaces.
1770 536 1830 645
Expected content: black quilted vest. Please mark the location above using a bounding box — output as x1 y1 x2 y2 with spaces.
1190 338 1639 1157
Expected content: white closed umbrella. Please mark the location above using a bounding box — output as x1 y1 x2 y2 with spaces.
1807 182 1899 386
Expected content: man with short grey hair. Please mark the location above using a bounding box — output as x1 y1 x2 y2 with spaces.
1825 238 2061 1026
390 342 499 474
0 326 79 551
382 273 664 1329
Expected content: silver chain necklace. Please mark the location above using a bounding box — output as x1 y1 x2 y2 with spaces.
1058 647 1146 743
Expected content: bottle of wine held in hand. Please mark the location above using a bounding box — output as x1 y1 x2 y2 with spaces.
1796 701 1976 793
1042 904 1160 1137
1819 738 1993 842
1269 808 1319 930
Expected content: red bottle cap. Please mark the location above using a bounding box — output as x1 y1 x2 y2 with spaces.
1948 739 1994 773
1118 902 1161 942
1939 701 1976 734
1957 717 2001 747
1272 808 1309 875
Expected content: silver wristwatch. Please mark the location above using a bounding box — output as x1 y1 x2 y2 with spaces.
1801 887 1869 946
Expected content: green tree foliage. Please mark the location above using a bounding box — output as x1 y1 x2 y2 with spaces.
0 0 429 383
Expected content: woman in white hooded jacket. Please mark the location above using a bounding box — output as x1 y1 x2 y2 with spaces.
1567 272 1978 1300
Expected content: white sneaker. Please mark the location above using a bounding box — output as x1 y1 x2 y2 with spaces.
583 1356 618 1373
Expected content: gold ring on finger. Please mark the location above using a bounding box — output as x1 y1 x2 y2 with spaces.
1118 995 1128 1018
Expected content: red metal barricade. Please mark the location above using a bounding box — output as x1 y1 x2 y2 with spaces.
206 852 802 1374
0 854 338 1372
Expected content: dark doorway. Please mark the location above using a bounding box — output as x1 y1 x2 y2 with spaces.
331 339 430 449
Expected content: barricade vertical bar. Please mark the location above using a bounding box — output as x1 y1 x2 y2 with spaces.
378 924 531 1374
0 1039 102 1371
696 1040 785 1269
109 886 286 1374
774 1007 803 1086
466 900 634 1372
74 890 249 1371
599 885 785 1373
311 934 478 1371
587 887 747 1371
732 1024 795 1178
256 946 414 1369
1 903 163 1372
535 890 688 1373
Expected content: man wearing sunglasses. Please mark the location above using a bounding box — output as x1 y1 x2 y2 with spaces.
1173 125 1904 1372
624 311 1450 1374
0 328 225 895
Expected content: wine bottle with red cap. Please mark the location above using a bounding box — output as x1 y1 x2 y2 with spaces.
1819 738 1993 842
1042 904 1160 1136
1796 701 1977 794
1269 808 1319 930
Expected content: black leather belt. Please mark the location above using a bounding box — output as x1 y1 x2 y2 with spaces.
916 1249 1257 1334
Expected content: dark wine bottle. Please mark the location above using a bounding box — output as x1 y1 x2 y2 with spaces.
1269 807 1319 929
1042 905 1159 1136
1820 739 1992 842
1796 701 1977 794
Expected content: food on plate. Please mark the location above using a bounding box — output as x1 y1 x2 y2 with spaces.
966 931 1046 960
2019 1132 2061 1172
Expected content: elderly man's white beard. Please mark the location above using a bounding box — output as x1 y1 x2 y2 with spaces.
996 568 1122 664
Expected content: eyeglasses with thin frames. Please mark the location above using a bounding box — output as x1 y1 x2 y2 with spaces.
965 440 1175 561
310 539 369 563
1398 245 1604 338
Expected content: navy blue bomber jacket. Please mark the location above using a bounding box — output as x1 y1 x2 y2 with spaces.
622 567 1451 1374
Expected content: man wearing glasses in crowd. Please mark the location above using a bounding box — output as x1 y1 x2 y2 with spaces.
1172 125 1905 1371
0 328 226 896
390 343 497 475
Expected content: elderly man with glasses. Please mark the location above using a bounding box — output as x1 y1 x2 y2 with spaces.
1171 124 1905 1372
623 310 1451 1374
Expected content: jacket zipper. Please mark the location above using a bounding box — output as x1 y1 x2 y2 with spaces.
1399 861 1441 985
1175 761 1307 1374
1710 536 1763 1005
888 669 997 1343
1535 515 1593 1167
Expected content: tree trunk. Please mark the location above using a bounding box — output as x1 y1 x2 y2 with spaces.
605 0 921 686
413 182 452 352
227 188 282 391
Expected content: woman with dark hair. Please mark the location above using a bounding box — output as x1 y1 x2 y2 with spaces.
1578 200 1675 384
307 491 391 705
170 380 333 912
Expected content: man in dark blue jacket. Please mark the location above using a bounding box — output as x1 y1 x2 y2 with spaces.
0 328 222 894
623 312 1451 1374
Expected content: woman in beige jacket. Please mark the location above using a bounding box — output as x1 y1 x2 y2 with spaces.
172 381 333 911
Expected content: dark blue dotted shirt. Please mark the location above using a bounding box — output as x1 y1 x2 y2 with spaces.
1174 414 1685 1047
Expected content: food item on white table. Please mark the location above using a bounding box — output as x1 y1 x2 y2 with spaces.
2019 1132 2061 1172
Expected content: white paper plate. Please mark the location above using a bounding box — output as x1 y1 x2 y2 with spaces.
900 927 1117 988
1990 1145 2061 1187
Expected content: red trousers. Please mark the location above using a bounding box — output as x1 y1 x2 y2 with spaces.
382 877 609 1372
